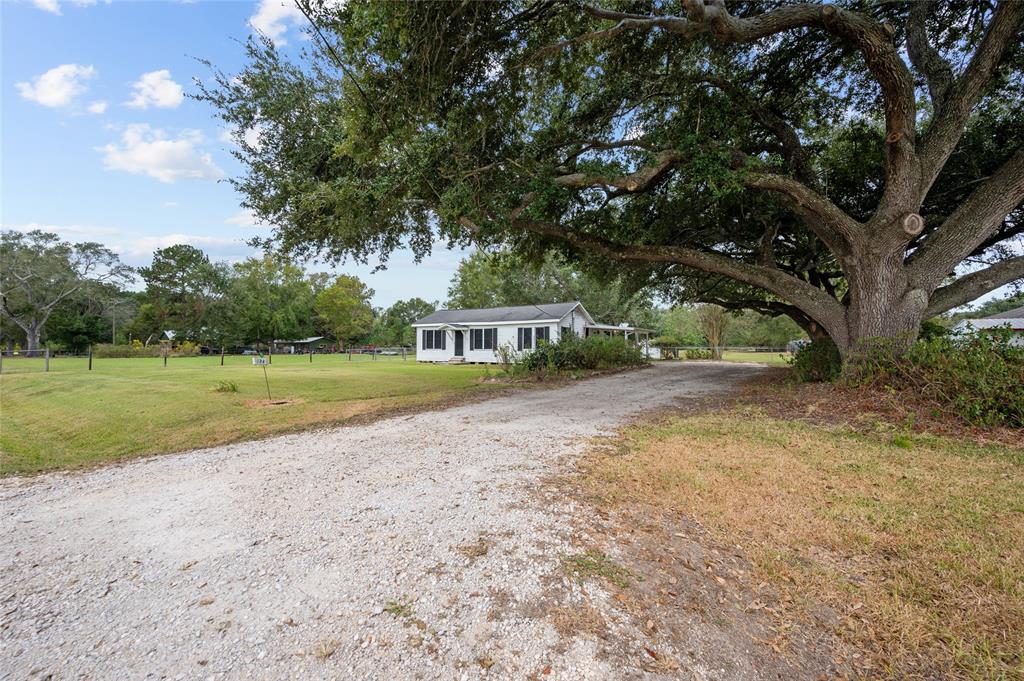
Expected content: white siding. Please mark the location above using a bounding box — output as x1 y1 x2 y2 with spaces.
413 305 597 363
416 326 454 362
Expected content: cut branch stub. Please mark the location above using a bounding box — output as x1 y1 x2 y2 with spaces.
901 213 925 236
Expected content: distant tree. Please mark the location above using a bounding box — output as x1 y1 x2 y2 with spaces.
697 305 730 360
0 230 133 351
228 255 316 347
137 245 232 343
371 298 436 346
723 311 806 348
447 251 657 326
315 275 374 348
947 290 1024 324
43 282 134 352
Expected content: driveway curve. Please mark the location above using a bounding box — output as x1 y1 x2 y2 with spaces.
1 362 764 680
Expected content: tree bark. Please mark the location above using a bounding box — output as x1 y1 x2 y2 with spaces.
839 246 930 357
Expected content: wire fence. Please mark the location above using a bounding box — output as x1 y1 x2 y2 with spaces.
0 346 417 375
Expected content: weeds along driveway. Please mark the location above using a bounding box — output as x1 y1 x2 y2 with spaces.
1 362 764 681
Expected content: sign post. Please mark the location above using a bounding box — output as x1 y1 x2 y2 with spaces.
252 355 271 399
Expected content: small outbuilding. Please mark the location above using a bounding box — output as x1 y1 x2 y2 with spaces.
272 336 336 354
412 301 655 363
954 305 1024 346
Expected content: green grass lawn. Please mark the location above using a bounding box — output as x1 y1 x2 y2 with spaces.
720 350 791 365
0 354 496 475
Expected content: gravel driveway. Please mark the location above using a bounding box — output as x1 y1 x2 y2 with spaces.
1 362 763 680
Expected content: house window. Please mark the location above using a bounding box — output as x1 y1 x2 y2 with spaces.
471 328 497 350
560 325 573 338
422 329 445 350
517 327 533 351
536 326 550 345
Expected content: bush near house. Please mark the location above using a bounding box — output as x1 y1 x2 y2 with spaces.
513 335 647 374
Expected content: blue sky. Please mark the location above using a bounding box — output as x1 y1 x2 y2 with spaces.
0 0 467 308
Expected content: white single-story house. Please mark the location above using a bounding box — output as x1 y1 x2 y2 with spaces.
953 305 1024 346
412 301 655 363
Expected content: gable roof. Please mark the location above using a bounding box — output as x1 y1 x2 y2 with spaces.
414 301 583 325
984 305 1024 320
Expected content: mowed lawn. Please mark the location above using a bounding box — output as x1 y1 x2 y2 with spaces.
0 354 495 475
721 350 791 366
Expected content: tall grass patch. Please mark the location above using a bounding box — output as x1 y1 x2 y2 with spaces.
579 412 1024 679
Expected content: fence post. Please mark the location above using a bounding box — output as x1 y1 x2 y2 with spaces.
309 347 313 363
221 347 225 366
0 350 4 375
45 348 50 373
88 346 93 371
163 348 168 368
348 350 352 361
402 347 406 361
268 343 272 365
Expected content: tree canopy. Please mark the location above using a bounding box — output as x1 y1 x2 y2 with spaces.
315 274 374 347
0 230 133 351
200 0 1024 359
446 250 658 326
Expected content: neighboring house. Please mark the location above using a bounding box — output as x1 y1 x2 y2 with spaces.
954 305 1024 346
272 336 336 354
412 301 655 363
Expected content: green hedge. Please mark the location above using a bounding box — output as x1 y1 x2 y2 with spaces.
516 335 647 373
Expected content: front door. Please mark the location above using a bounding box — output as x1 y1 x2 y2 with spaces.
454 330 464 356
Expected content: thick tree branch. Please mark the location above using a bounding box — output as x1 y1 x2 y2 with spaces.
909 148 1024 287
906 0 954 118
925 255 1024 316
686 74 819 188
505 216 847 345
571 2 917 200
553 146 860 256
918 1 1024 195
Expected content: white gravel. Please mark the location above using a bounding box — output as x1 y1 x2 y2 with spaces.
1 362 762 680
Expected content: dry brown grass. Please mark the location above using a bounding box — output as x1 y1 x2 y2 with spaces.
578 410 1024 680
548 603 608 639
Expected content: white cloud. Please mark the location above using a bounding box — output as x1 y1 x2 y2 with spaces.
249 0 306 45
30 0 61 13
16 64 96 108
126 70 184 109
87 100 108 114
97 124 224 183
3 222 121 239
124 233 246 259
162 201 180 208
29 0 109 14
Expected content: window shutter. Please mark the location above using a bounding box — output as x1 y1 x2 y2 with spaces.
441 330 446 350
517 328 522 351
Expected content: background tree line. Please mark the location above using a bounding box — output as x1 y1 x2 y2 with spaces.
4 229 1011 354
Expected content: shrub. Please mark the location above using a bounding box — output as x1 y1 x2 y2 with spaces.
788 338 842 382
92 343 163 358
684 349 713 360
847 328 1024 428
517 335 646 374
212 380 239 393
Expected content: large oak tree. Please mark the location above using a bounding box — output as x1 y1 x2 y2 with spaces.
201 0 1024 358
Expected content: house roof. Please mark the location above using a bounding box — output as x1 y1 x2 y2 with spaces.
984 305 1024 320
414 301 582 325
273 336 327 344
